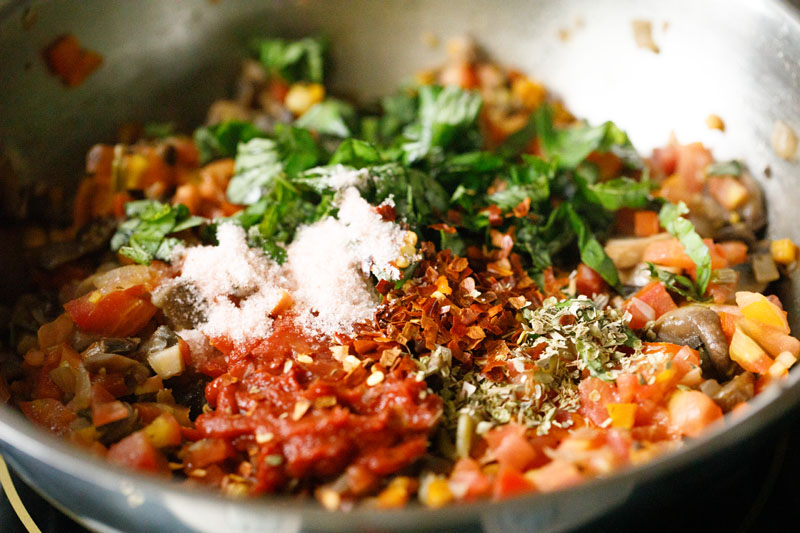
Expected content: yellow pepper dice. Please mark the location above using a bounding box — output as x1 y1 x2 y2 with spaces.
285 82 325 116
606 403 637 429
771 238 797 265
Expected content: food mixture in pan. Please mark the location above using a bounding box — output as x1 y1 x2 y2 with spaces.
3 36 799 509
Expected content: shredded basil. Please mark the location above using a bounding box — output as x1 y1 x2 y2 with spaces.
658 202 712 295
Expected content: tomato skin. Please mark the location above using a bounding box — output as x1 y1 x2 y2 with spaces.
183 438 235 470
579 377 616 426
633 210 660 237
64 286 157 337
449 458 491 500
575 263 607 297
19 399 76 435
492 465 534 501
524 459 583 493
485 425 538 471
667 390 722 437
625 282 676 329
107 431 169 474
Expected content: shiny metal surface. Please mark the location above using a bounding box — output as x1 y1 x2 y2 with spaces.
1 0 800 531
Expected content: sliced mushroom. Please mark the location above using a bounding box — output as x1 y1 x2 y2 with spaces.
36 217 117 270
654 305 734 377
711 372 755 412
151 280 207 330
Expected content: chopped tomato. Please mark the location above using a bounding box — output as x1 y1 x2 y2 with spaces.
449 458 491 500
624 281 677 329
183 438 235 470
633 210 660 237
492 465 534 500
642 238 696 271
667 390 722 437
717 311 740 344
717 241 748 267
485 424 538 471
579 377 616 426
92 400 130 427
524 460 583 493
644 238 727 277
64 285 157 337
19 399 76 435
575 263 607 297
107 431 169 474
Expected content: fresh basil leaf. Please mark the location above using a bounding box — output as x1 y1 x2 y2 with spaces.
112 201 204 265
706 160 743 177
489 155 554 210
565 204 620 288
647 263 710 302
329 139 382 167
402 85 483 164
362 163 448 225
295 99 355 137
227 138 284 205
497 111 538 159
193 121 266 164
273 124 320 178
443 151 505 174
585 178 653 210
535 104 639 169
255 36 327 83
658 201 711 294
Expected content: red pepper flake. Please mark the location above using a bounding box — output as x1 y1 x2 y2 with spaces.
375 203 397 222
43 34 103 87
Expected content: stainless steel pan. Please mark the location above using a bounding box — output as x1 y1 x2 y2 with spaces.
1 1 800 531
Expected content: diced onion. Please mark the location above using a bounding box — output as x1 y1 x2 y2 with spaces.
94 265 153 292
148 344 185 379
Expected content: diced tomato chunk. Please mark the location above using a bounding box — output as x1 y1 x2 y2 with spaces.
64 285 157 337
19 399 76 435
634 211 660 237
485 425 538 471
667 390 722 437
579 377 616 426
449 458 491 500
524 460 583 493
107 431 169 474
92 400 130 427
184 438 235 470
575 263 608 297
624 281 676 329
717 241 748 266
492 465 534 500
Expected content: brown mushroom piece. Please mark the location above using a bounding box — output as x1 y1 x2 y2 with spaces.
653 305 734 377
712 372 755 412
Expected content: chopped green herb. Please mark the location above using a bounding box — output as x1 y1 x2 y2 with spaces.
111 201 205 265
255 36 327 83
647 263 710 302
295 99 355 137
658 201 711 294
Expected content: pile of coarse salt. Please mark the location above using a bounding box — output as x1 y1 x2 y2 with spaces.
160 184 417 345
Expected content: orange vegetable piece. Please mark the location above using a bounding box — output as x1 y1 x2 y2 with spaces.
43 34 103 87
633 210 660 237
729 327 774 374
667 390 722 437
736 292 790 333
606 403 637 429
